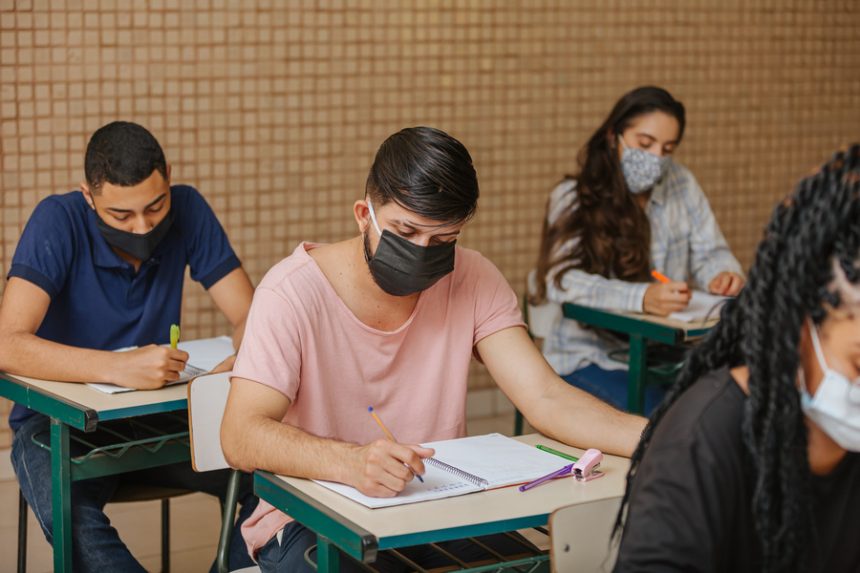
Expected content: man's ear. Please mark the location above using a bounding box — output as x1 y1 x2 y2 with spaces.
353 199 371 233
80 182 96 210
165 164 172 185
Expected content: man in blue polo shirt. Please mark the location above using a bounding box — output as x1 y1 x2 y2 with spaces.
0 121 257 571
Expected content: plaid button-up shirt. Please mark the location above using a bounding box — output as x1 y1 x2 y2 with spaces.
537 161 743 376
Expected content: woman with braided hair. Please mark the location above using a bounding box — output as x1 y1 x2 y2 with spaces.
613 145 860 572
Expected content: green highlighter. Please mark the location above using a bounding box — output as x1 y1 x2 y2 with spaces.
170 324 180 350
536 444 579 463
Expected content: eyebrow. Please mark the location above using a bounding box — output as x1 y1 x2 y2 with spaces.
390 218 461 236
106 193 167 214
635 132 679 146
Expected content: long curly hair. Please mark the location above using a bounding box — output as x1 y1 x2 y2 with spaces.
614 144 860 572
531 86 686 303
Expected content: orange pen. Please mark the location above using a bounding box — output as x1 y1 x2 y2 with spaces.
651 270 672 284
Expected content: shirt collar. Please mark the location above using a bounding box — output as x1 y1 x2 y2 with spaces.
647 160 675 207
649 179 668 206
85 204 129 269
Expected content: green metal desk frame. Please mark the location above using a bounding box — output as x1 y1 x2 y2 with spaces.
561 303 712 413
254 472 550 572
0 375 191 573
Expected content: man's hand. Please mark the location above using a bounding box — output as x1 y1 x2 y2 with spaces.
349 439 434 497
113 345 189 390
708 271 745 296
643 281 691 316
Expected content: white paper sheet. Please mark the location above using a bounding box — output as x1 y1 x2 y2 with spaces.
86 336 234 394
669 291 730 323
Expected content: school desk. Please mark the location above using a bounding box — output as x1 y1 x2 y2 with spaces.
562 302 716 413
254 433 628 572
0 373 192 572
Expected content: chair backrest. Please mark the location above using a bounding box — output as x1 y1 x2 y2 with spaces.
188 371 232 472
550 496 622 573
525 269 562 345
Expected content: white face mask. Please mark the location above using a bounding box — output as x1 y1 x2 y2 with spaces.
799 321 860 451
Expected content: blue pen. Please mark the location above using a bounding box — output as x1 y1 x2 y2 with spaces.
518 463 574 492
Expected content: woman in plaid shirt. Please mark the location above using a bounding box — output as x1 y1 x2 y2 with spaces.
531 86 744 414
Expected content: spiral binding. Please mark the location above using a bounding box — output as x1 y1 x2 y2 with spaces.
426 458 489 488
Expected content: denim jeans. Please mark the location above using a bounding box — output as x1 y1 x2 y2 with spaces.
562 363 667 415
256 521 536 572
11 412 258 573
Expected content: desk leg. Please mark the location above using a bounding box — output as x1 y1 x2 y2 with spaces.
50 419 72 572
627 335 647 414
316 536 341 572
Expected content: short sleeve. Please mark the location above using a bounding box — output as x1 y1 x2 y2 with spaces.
7 198 75 298
232 286 302 403
175 186 241 289
471 254 526 345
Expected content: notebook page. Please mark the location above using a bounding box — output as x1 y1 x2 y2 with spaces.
176 336 235 370
668 291 730 323
88 363 208 394
314 460 482 508
423 433 571 489
86 337 232 394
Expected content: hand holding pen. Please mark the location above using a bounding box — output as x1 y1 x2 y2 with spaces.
111 323 188 390
643 269 691 316
349 406 434 498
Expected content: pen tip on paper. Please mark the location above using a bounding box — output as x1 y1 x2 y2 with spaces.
368 406 374 412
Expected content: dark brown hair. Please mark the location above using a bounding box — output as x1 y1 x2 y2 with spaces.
531 86 685 302
366 126 478 225
85 121 167 194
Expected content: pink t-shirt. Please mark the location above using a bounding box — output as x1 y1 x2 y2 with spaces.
233 242 525 556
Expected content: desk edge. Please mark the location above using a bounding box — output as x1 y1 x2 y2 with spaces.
255 471 379 562
0 375 98 431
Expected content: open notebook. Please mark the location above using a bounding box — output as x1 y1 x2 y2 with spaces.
668 290 730 323
315 433 572 508
87 336 235 394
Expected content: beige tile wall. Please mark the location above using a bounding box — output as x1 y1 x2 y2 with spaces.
1 0 859 443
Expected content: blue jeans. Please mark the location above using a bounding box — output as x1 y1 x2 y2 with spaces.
257 521 536 572
11 412 258 573
562 363 667 415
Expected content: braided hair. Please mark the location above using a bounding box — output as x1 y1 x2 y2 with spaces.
614 144 860 572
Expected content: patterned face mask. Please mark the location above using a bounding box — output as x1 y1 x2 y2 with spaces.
619 137 670 194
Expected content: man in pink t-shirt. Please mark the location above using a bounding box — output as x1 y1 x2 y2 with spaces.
223 127 646 571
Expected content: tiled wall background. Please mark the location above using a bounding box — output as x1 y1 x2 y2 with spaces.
1 0 859 446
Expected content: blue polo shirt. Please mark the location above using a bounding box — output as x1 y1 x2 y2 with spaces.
7 185 241 430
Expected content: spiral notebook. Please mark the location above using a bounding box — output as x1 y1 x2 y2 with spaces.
314 433 570 508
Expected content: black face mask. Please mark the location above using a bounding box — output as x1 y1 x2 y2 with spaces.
95 208 175 262
363 230 456 296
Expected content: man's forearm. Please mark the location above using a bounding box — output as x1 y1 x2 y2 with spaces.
0 332 115 383
530 378 646 457
231 317 247 351
222 414 358 483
